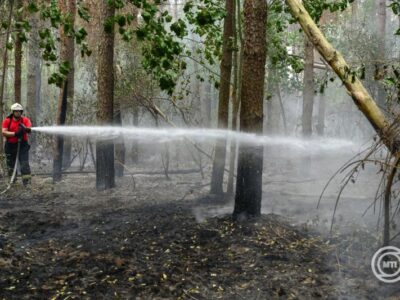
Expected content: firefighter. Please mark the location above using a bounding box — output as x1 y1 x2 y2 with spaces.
1 103 32 185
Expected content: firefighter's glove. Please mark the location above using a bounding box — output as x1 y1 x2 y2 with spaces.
14 129 24 139
19 123 31 133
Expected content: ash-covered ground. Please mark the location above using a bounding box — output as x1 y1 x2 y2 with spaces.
0 148 399 299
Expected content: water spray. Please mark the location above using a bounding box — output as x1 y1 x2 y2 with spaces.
31 125 359 154
0 125 360 195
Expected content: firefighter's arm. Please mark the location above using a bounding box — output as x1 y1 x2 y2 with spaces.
2 127 17 138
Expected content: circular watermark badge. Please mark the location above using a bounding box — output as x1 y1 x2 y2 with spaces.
371 246 400 283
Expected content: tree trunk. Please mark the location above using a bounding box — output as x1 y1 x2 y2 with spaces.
383 156 400 246
26 10 41 150
210 0 235 195
0 0 14 149
14 0 22 104
155 116 170 180
53 0 75 181
316 94 325 136
376 0 387 108
302 40 314 137
174 0 178 19
114 98 125 177
52 81 68 182
96 1 115 191
227 101 239 195
192 52 202 125
351 1 358 26
62 0 76 169
266 70 281 135
276 85 288 134
285 0 398 153
227 0 242 195
205 82 212 127
131 104 139 163
200 81 211 127
233 0 267 219
398 15 400 104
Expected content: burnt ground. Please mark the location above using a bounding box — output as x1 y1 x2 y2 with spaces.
0 171 399 299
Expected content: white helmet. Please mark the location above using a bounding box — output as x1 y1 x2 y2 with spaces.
10 103 23 111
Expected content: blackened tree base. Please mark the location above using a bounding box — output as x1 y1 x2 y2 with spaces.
96 140 115 191
53 136 64 183
233 144 263 220
210 140 227 195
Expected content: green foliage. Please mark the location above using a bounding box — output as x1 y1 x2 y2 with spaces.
1 21 9 30
97 0 189 94
27 2 39 14
267 0 304 92
77 4 90 22
116 14 127 27
134 3 184 94
379 63 400 113
6 0 376 98
276 0 358 94
184 0 225 65
389 1 400 34
170 19 187 38
300 0 354 22
104 16 114 33
111 13 136 41
38 28 57 62
6 0 222 94
108 0 125 9
40 0 63 28
1 0 91 87
1 0 93 87
389 0 400 15
48 61 70 86
75 27 88 44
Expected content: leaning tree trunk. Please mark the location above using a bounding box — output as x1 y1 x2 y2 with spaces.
285 0 398 153
96 1 115 191
62 0 76 169
210 0 235 195
233 0 267 219
27 10 41 150
14 0 22 104
302 40 314 137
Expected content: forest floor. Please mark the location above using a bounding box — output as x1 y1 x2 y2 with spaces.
0 169 399 299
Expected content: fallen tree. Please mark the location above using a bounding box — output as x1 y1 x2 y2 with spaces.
286 0 400 246
285 0 400 153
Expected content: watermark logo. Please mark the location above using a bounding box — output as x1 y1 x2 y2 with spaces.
371 246 400 283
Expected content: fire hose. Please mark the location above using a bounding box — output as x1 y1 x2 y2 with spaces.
0 138 21 195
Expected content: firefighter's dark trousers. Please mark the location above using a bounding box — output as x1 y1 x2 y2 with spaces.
4 141 31 184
